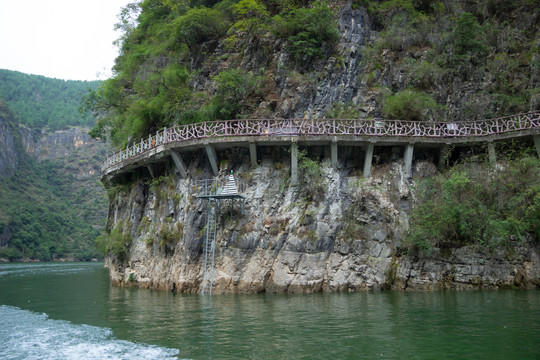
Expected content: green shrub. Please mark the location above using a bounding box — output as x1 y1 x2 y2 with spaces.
325 102 360 119
377 13 428 51
211 69 260 119
297 148 325 204
0 247 22 261
156 218 183 249
382 89 438 121
229 0 270 35
273 2 339 64
491 93 529 116
172 6 229 48
95 220 132 261
406 154 540 252
450 12 488 64
405 59 445 91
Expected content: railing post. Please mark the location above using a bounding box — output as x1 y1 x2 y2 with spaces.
164 127 167 143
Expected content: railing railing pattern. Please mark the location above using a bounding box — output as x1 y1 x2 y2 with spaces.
102 112 540 173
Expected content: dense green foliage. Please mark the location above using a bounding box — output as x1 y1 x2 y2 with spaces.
297 147 325 204
0 155 106 261
87 0 539 149
0 80 108 262
273 2 339 63
364 0 539 121
0 69 100 130
406 147 540 253
382 89 438 121
95 220 132 261
87 0 339 148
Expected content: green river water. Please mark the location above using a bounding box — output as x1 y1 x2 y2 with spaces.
0 262 538 359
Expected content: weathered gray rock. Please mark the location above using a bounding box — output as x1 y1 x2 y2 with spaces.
21 126 95 161
103 153 540 293
0 106 21 176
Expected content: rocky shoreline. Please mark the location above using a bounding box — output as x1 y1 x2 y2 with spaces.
103 153 540 293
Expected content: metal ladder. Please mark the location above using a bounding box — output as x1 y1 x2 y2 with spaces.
201 199 217 295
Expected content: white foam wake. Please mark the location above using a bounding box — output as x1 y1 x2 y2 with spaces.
0 305 180 360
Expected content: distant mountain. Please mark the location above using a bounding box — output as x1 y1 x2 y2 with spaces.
0 85 108 262
0 69 101 130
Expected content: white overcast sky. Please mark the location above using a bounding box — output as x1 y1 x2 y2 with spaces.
0 0 133 81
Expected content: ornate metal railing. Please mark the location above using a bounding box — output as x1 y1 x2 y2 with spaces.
102 112 540 173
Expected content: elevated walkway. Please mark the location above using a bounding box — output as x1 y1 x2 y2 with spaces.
101 112 540 183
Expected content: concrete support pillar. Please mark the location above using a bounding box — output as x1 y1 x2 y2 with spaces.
291 142 298 186
534 135 540 158
488 142 497 166
249 142 257 168
438 144 451 168
205 144 219 176
331 140 338 169
363 142 374 178
170 151 188 178
146 164 155 178
391 146 401 161
404 143 414 177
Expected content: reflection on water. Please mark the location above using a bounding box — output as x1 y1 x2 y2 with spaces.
0 262 539 359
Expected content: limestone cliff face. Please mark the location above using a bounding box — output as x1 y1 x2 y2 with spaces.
0 102 22 176
104 152 540 293
21 126 95 161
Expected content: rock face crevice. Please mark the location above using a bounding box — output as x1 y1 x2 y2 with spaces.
0 104 22 176
104 151 540 293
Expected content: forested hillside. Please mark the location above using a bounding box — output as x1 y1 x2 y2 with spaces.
86 0 539 149
0 152 106 261
0 69 100 130
0 77 107 261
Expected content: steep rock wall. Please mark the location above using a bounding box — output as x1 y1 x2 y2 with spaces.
104 152 540 293
21 126 95 161
0 103 22 176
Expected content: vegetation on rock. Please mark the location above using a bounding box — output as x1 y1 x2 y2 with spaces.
86 0 538 149
406 145 540 253
365 0 539 121
86 0 340 148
